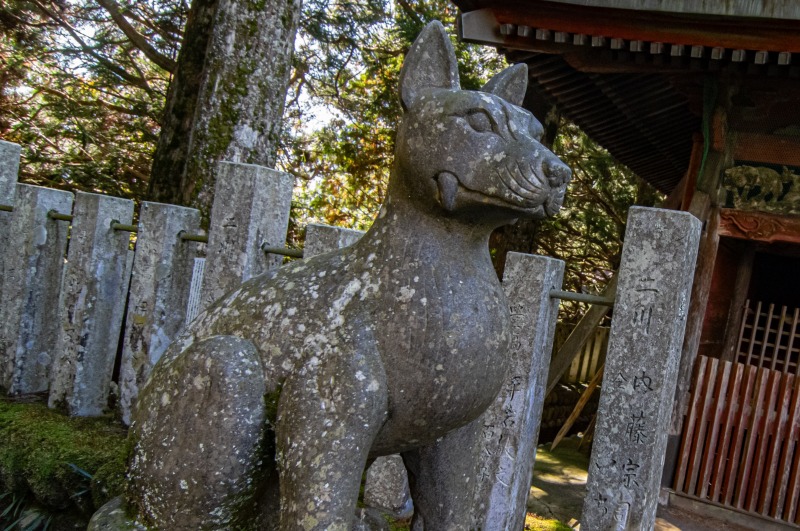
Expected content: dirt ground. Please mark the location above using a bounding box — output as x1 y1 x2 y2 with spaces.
527 437 756 531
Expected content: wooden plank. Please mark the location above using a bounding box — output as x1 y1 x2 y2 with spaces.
723 365 757 506
710 361 744 502
757 304 776 369
759 372 793 516
674 355 708 492
734 299 751 365
699 359 731 499
721 249 755 362
687 357 718 496
550 363 604 450
771 374 799 519
770 306 788 372
718 209 800 245
745 369 780 512
744 301 763 367
734 367 769 509
780 376 800 522
734 132 800 170
788 308 800 376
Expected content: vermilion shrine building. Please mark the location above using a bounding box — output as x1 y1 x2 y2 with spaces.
452 1 800 525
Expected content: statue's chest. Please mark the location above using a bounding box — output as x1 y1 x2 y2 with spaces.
373 264 511 415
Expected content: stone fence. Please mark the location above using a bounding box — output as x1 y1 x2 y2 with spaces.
0 139 310 423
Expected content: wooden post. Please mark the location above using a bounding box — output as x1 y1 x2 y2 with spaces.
721 245 755 362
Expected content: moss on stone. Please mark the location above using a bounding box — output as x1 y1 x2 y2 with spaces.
0 397 128 521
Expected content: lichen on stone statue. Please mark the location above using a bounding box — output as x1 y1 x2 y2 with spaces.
89 20 571 530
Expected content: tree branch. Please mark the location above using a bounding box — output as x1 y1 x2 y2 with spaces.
96 0 177 73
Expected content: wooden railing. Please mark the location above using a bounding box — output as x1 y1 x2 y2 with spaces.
736 300 800 375
674 355 800 525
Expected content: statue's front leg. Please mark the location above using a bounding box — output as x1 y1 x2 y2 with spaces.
275 340 388 530
402 417 484 530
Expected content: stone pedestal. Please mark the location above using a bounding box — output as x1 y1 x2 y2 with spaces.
118 202 202 425
0 184 73 394
304 223 364 258
200 161 293 309
581 207 701 531
472 252 564 530
49 192 134 415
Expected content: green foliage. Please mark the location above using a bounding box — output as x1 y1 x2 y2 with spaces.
0 398 128 528
280 0 505 242
1 0 184 198
540 121 663 321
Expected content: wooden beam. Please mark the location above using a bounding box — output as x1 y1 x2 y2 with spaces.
462 4 800 53
733 132 800 168
718 209 800 244
721 245 755 362
550 363 604 451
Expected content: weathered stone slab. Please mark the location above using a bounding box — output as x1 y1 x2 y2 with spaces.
581 206 701 531
0 184 73 394
118 202 202 425
200 161 293 309
0 141 21 320
304 223 364 258
471 252 564 530
0 140 19 204
48 192 134 415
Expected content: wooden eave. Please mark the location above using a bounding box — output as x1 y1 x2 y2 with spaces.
455 0 800 195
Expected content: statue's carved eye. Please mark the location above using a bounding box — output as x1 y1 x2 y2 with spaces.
466 110 494 133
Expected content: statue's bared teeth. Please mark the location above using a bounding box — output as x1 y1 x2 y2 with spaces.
437 171 459 211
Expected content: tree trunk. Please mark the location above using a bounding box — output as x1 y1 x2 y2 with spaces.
148 0 301 222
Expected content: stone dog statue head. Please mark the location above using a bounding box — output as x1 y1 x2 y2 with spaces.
391 22 570 226
92 20 572 531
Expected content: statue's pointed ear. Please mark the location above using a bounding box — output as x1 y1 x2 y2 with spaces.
481 63 528 106
399 21 460 111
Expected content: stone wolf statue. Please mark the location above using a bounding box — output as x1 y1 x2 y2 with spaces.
100 20 571 530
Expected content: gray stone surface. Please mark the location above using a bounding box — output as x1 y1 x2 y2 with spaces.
581 206 701 531
118 202 202 425
0 184 73 394
472 252 564 530
0 140 19 204
364 455 414 519
200 161 293 310
120 21 571 529
48 192 134 415
0 140 20 332
304 223 364 258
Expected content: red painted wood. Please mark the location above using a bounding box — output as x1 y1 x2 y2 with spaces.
674 355 708 492
760 373 793 515
710 362 743 503
735 369 768 508
746 370 779 512
686 357 717 495
724 365 756 506
699 360 730 499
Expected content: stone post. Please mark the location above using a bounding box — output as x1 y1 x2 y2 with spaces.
118 202 202 425
581 207 701 531
48 192 134 415
0 140 21 312
200 161 293 310
304 223 364 258
472 252 564 530
0 184 73 394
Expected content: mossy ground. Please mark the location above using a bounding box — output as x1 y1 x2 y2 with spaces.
0 396 128 529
